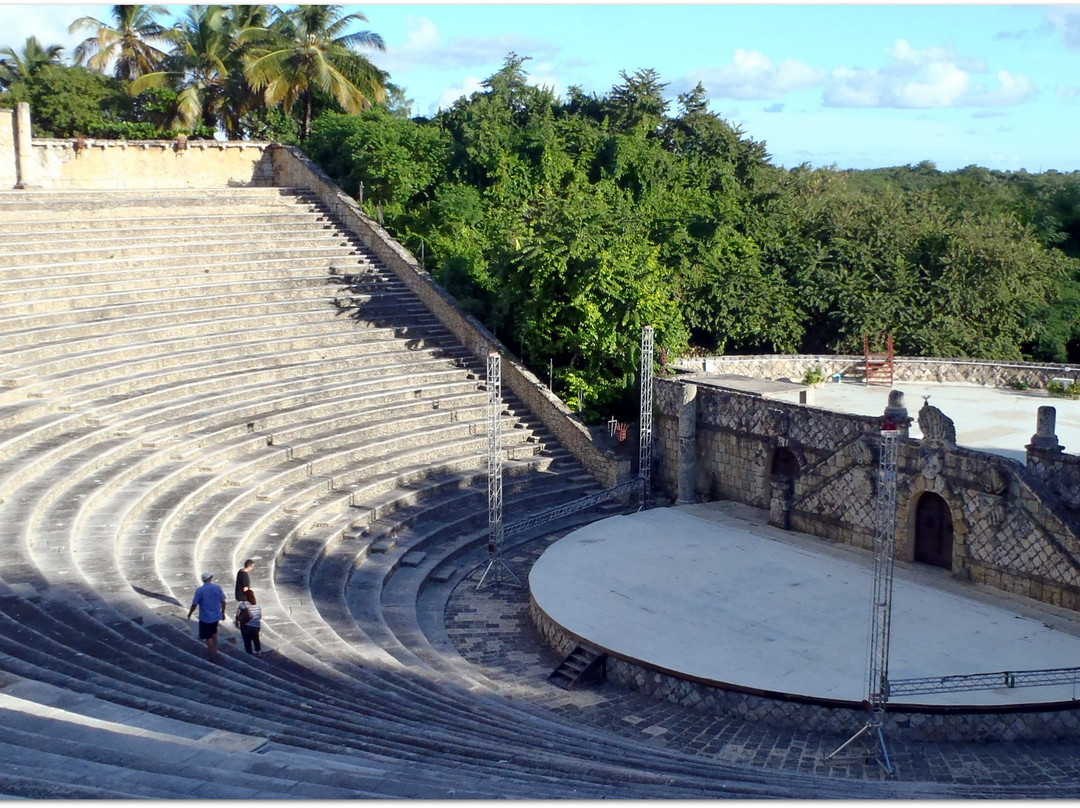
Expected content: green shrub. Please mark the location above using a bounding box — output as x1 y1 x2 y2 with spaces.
85 121 215 140
1047 379 1080 398
802 366 827 386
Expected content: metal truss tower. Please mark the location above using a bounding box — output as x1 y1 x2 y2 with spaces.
828 424 899 774
639 326 655 507
477 352 521 590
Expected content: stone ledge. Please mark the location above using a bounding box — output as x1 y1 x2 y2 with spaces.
530 594 1080 743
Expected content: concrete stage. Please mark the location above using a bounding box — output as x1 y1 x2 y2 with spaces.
529 502 1080 708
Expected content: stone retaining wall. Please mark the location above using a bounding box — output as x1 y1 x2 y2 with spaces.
1 103 274 190
18 138 274 190
675 354 1080 389
270 145 630 488
530 596 1080 742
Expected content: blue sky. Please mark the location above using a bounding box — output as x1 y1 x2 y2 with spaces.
5 3 1080 172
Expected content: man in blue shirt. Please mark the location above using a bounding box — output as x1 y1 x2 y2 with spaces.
187 572 227 662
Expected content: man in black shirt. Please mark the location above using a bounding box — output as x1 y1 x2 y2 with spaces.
235 559 255 601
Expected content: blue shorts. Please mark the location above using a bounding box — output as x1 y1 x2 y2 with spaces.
198 620 219 640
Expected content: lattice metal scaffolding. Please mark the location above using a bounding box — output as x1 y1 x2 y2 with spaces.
828 424 899 774
503 479 641 539
477 352 520 590
890 666 1080 696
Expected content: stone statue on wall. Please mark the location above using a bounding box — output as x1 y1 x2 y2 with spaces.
918 397 956 445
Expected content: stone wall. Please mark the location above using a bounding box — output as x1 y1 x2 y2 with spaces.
0 103 274 190
530 595 1080 742
675 354 1080 390
0 108 16 188
16 139 275 190
270 145 630 488
655 377 1080 612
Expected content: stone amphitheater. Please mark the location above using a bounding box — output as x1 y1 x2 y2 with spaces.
3 105 1080 797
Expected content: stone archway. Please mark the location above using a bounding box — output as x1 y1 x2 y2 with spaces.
914 491 954 570
768 447 800 529
770 447 799 478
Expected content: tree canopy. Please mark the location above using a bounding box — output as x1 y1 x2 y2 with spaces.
306 56 1080 420
3 15 1079 422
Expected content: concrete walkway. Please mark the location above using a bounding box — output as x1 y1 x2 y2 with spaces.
530 502 1080 706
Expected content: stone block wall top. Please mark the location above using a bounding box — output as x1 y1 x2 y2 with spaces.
22 138 274 190
676 354 1080 389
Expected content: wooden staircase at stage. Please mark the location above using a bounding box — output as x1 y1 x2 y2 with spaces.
863 333 895 387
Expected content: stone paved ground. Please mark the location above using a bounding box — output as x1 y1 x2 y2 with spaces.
445 531 1080 789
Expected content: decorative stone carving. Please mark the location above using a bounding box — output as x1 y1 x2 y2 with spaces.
981 467 1007 496
771 408 790 436
851 438 873 466
919 448 943 480
918 398 956 445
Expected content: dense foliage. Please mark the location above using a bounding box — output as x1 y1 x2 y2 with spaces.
306 55 1080 419
4 11 1080 422
0 5 388 142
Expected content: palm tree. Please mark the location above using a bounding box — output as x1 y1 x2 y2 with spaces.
241 5 387 140
129 5 242 136
69 5 173 81
0 36 64 89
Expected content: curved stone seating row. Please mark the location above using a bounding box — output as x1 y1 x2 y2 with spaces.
0 187 591 699
0 185 1010 798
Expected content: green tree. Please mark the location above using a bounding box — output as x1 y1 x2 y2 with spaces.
241 4 387 140
0 63 132 137
0 36 64 90
128 5 248 136
69 5 173 81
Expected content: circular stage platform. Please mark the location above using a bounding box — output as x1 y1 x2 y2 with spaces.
528 503 1080 740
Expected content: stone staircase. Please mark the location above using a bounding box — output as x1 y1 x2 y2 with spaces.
0 185 1045 798
548 643 608 690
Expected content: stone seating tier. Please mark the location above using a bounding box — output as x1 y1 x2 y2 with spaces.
3 186 834 798
4 185 1036 797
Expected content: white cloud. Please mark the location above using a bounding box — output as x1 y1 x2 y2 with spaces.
969 71 1037 106
824 39 1036 109
1046 7 1080 51
1058 85 1080 104
686 49 822 100
893 59 969 107
377 15 558 75
2 5 124 61
433 75 486 115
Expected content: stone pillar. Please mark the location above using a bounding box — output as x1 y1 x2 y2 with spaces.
14 102 33 189
675 382 697 505
883 389 912 438
768 478 793 530
1027 406 1063 453
0 109 15 188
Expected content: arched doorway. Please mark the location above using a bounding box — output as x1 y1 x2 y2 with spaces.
914 492 954 570
768 447 799 529
771 447 799 478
